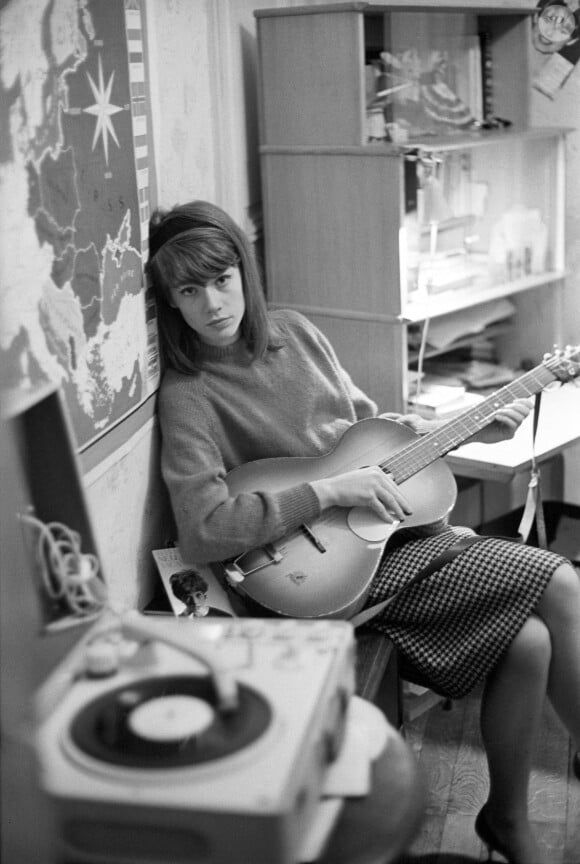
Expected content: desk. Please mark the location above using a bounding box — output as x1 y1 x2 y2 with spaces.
445 382 580 482
317 718 425 864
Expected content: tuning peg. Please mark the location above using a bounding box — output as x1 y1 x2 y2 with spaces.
544 347 560 361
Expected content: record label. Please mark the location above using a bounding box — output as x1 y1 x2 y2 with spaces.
128 695 214 741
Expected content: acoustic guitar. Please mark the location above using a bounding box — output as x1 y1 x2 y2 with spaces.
221 347 579 620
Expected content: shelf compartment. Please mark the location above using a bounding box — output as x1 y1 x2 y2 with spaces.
407 321 515 365
256 2 539 147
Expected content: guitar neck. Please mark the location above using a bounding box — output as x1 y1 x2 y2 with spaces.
384 362 558 484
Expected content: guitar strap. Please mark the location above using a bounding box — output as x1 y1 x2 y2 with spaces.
517 392 547 548
349 533 488 629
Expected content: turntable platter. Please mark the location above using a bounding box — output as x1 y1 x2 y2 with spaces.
70 674 272 769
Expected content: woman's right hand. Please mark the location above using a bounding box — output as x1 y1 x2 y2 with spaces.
310 466 413 523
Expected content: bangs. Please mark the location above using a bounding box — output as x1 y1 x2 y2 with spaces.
154 230 239 293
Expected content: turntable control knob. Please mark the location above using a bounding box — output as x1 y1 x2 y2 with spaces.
84 640 119 678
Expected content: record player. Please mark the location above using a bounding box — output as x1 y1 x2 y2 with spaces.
6 387 356 863
36 611 356 864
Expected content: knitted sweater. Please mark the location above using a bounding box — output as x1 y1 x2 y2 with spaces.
159 309 417 565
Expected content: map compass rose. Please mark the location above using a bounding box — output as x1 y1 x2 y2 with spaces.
83 54 124 166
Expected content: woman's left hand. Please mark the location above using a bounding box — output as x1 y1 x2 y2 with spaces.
469 398 533 444
394 398 532 445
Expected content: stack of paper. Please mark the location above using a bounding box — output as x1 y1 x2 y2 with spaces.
425 298 515 350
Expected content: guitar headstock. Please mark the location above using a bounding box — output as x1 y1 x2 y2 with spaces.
543 345 580 384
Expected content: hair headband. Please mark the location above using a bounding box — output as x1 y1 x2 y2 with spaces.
148 216 198 259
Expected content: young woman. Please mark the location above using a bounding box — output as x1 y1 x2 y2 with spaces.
148 199 580 864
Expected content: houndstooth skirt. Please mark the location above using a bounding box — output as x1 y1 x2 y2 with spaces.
365 525 567 700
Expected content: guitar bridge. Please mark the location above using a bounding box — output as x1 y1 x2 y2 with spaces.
225 543 284 582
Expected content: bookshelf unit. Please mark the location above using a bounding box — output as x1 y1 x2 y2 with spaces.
255 1 571 419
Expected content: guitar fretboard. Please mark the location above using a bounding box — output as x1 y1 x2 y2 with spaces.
381 362 558 484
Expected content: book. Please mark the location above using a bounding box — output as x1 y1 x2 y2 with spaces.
408 388 485 419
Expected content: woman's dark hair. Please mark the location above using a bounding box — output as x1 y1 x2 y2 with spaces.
147 200 278 374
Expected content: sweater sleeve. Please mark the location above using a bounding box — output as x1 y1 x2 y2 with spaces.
158 382 321 566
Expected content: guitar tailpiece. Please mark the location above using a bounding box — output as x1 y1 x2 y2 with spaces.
224 566 245 586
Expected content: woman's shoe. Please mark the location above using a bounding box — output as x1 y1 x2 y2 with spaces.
475 805 514 862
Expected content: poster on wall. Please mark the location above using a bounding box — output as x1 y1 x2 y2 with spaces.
532 0 580 97
0 0 158 450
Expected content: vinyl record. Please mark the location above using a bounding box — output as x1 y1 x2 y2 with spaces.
69 675 272 769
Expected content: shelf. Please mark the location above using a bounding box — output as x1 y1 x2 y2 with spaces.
257 2 570 415
403 271 566 323
398 126 572 154
418 215 476 237
260 127 572 156
256 3 540 17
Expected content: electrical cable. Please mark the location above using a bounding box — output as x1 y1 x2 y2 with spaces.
18 512 106 617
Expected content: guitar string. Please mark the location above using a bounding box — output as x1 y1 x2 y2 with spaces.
379 362 561 484
384 363 562 481
384 371 549 482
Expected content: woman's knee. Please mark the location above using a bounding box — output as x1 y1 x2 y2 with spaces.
536 562 580 623
505 615 552 674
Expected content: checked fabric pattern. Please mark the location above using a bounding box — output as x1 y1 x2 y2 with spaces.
366 526 567 700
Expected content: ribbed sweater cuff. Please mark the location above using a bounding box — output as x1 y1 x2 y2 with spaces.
277 482 321 532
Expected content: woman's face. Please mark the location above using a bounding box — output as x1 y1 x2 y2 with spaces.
169 266 246 347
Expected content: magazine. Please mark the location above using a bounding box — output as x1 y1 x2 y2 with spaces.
151 546 235 618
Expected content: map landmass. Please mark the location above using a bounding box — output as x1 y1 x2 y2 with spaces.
0 0 157 448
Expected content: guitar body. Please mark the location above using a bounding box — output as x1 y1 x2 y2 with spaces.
223 418 457 619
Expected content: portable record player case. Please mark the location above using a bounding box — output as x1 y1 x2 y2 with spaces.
36 613 356 864
3 387 356 864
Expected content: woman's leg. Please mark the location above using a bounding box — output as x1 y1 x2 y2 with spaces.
480 614 552 863
534 561 580 746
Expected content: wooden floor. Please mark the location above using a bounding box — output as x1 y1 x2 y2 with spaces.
397 686 580 863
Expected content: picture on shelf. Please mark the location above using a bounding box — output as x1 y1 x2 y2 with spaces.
366 37 483 141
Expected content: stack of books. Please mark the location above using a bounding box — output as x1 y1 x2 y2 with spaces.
407 381 484 419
